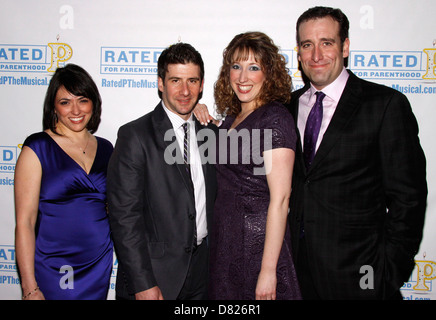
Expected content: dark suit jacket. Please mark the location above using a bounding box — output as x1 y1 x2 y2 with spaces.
288 70 427 299
107 103 217 300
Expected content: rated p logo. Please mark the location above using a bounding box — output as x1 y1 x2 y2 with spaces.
413 259 436 291
47 43 73 72
423 48 436 80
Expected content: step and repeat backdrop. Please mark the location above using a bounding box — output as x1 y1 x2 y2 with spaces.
0 0 435 300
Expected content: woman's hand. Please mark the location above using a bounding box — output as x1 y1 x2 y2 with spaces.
255 269 277 300
193 103 219 126
22 287 45 300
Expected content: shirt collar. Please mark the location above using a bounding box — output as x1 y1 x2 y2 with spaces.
309 67 349 103
162 100 194 130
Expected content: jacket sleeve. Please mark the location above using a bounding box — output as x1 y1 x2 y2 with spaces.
107 123 157 294
379 90 427 292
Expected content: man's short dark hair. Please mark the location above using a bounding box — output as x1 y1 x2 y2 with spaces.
157 43 204 98
296 6 349 46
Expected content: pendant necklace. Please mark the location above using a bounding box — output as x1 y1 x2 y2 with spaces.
79 135 90 154
64 133 91 155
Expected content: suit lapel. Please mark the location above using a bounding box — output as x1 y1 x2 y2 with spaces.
153 103 194 194
309 71 363 172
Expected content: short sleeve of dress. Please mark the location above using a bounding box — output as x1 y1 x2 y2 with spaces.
258 101 297 152
22 132 49 162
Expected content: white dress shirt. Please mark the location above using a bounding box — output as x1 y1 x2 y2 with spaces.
298 68 349 152
162 102 207 245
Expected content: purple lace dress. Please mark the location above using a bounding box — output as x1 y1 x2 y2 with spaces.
209 102 301 300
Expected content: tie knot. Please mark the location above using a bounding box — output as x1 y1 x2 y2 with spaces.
182 122 189 133
315 91 326 102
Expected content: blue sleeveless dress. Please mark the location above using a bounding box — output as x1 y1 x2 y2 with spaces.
23 132 113 300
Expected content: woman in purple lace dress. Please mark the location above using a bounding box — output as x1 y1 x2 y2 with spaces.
197 32 301 300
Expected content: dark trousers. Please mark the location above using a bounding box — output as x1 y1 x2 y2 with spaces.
177 237 209 300
296 237 321 300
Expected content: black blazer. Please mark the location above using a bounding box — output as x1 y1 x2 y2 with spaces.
288 70 427 299
107 103 217 299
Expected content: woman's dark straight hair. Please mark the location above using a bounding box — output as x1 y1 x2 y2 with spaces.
42 64 102 134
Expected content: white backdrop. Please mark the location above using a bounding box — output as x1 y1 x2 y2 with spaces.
1 0 435 300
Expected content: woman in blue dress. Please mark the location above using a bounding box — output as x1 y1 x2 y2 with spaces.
14 64 113 300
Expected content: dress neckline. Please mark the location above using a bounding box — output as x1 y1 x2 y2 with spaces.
227 103 269 133
42 131 98 175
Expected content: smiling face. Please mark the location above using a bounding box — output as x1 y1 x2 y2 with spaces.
54 85 93 134
158 62 204 120
297 17 350 90
229 51 266 109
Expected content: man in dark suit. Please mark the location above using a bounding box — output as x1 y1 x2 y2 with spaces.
288 6 427 299
107 43 216 300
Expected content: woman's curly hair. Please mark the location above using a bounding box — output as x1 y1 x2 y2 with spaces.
214 31 292 117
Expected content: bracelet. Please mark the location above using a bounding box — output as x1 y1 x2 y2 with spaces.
22 286 39 300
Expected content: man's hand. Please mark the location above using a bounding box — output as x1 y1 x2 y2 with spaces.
135 286 164 300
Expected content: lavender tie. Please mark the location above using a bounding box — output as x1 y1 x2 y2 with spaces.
303 91 326 169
